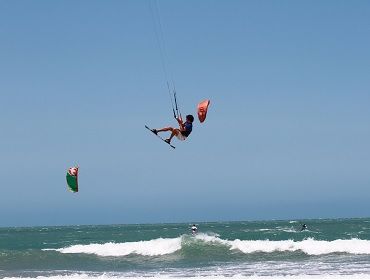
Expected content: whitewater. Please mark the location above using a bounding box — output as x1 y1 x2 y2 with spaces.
46 234 370 256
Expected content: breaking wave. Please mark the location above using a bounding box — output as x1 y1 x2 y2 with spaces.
45 234 370 257
47 237 181 256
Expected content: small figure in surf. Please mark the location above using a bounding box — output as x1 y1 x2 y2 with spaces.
301 224 307 231
152 115 194 144
191 224 198 235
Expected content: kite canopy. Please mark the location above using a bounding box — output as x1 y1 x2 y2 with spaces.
197 99 210 123
66 167 78 193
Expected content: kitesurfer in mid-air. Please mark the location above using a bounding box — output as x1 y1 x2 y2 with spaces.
152 114 194 144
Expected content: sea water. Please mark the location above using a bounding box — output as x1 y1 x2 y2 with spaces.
1 218 370 279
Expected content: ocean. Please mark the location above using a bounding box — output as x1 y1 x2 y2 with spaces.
1 218 370 280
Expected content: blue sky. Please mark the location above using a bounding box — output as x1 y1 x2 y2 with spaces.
0 1 369 227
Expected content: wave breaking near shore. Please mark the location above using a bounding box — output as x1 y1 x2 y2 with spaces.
44 233 370 257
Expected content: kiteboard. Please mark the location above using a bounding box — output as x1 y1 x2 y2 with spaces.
145 125 176 149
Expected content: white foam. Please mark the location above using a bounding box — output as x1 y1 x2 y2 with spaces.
45 235 370 257
276 227 297 233
4 274 370 280
47 237 181 256
194 233 225 243
228 238 370 255
257 228 271 232
194 235 370 255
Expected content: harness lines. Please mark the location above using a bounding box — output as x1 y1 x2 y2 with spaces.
149 0 181 120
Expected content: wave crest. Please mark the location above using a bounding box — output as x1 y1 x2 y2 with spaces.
45 235 370 257
230 238 370 255
50 237 181 256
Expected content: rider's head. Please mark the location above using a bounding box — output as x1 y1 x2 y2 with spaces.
186 115 194 123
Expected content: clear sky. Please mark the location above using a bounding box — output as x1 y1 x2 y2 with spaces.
0 0 369 227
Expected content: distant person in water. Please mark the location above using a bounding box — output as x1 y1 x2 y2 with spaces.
191 224 198 235
301 224 307 231
152 115 194 144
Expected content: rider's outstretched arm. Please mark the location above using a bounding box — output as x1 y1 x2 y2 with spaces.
176 117 185 130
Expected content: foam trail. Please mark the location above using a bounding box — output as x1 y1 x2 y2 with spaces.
4 274 370 280
46 235 370 257
49 237 181 256
229 238 370 255
194 234 370 255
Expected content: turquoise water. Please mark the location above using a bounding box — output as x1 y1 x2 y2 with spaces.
1 218 370 278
